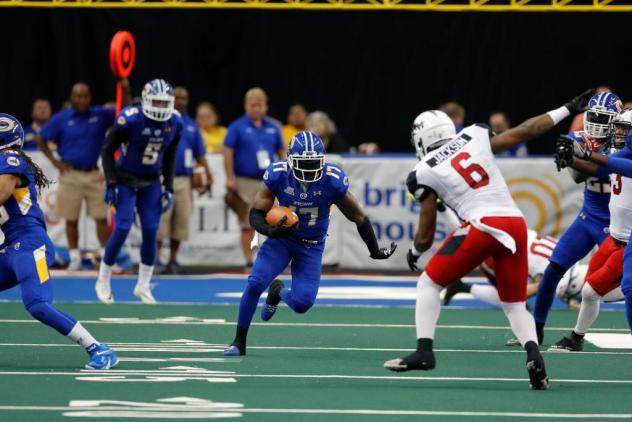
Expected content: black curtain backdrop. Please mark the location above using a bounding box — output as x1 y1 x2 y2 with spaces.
0 9 629 153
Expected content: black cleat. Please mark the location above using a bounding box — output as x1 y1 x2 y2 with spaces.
443 279 469 306
384 350 436 372
526 356 549 390
261 279 284 321
548 335 584 352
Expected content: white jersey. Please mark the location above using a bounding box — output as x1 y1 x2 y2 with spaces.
609 173 632 242
407 124 523 251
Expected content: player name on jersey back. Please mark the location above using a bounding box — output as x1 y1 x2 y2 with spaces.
413 124 522 222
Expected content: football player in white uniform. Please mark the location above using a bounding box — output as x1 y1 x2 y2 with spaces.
383 89 593 390
550 109 632 351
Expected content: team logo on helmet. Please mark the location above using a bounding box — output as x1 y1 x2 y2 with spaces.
0 117 16 133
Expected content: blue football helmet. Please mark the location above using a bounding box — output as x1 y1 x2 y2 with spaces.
584 92 622 139
0 113 24 151
141 79 175 122
287 131 325 183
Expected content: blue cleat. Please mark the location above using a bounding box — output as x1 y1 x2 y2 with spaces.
223 345 244 356
261 279 284 321
85 343 119 370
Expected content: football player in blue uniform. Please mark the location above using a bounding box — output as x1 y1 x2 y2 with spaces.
95 79 182 304
533 91 621 343
224 131 397 356
0 114 118 369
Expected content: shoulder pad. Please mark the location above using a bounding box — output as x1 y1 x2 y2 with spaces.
263 161 288 183
406 168 431 202
470 123 494 139
116 106 142 126
0 151 27 175
325 164 349 186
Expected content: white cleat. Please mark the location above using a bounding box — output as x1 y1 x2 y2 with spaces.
133 283 157 305
95 280 114 304
67 257 81 272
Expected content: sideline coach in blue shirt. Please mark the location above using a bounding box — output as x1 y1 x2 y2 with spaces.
223 87 285 266
36 81 130 270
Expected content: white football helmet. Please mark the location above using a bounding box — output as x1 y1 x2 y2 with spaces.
556 264 587 302
141 79 175 122
411 110 456 160
611 109 632 149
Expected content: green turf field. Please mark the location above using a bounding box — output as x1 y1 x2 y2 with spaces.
0 302 631 421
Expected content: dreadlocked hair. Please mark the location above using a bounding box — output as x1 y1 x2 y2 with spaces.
5 149 52 191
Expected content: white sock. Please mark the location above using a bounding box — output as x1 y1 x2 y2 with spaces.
471 284 502 307
574 283 602 335
99 248 105 258
69 249 80 262
97 262 113 284
415 272 443 339
137 263 154 288
67 322 99 350
501 301 537 346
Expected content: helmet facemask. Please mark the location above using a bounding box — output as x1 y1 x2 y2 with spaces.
288 152 325 183
142 94 175 122
584 108 616 140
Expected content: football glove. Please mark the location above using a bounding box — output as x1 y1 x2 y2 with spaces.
554 135 576 171
371 242 397 260
104 185 118 206
268 216 299 238
160 189 174 213
563 89 596 115
406 249 420 271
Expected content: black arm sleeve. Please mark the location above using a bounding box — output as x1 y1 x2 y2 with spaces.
161 134 180 192
249 208 271 236
356 217 379 256
101 125 127 185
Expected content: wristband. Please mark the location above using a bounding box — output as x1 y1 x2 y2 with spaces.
546 106 571 125
410 242 423 257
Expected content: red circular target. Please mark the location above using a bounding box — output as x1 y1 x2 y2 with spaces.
109 31 136 79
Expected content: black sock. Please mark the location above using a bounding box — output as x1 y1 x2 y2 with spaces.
233 326 248 347
535 322 545 344
462 283 472 294
570 331 585 342
417 338 433 352
524 340 540 361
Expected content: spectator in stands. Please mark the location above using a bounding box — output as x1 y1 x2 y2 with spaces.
623 101 632 110
282 104 308 148
570 85 612 132
306 111 349 153
357 142 381 154
489 111 527 157
439 101 465 132
224 87 285 267
158 86 213 274
196 102 226 153
23 98 51 151
36 80 131 270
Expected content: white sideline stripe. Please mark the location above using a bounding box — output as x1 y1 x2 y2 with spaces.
0 343 631 355
0 370 631 384
1 405 631 419
0 318 628 333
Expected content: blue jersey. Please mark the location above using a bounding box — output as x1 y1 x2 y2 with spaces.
568 131 611 221
40 106 115 169
0 151 47 243
115 106 183 177
22 124 40 151
264 161 348 242
175 115 206 177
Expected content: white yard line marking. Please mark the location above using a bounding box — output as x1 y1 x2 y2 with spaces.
0 342 630 355
0 318 627 332
0 404 631 419
0 370 630 384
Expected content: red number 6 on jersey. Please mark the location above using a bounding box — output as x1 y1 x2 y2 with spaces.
451 152 490 189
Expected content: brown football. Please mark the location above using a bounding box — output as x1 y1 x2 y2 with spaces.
265 206 299 227
192 165 207 191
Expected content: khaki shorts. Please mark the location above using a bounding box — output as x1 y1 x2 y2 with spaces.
159 176 193 241
56 169 107 221
235 176 263 228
